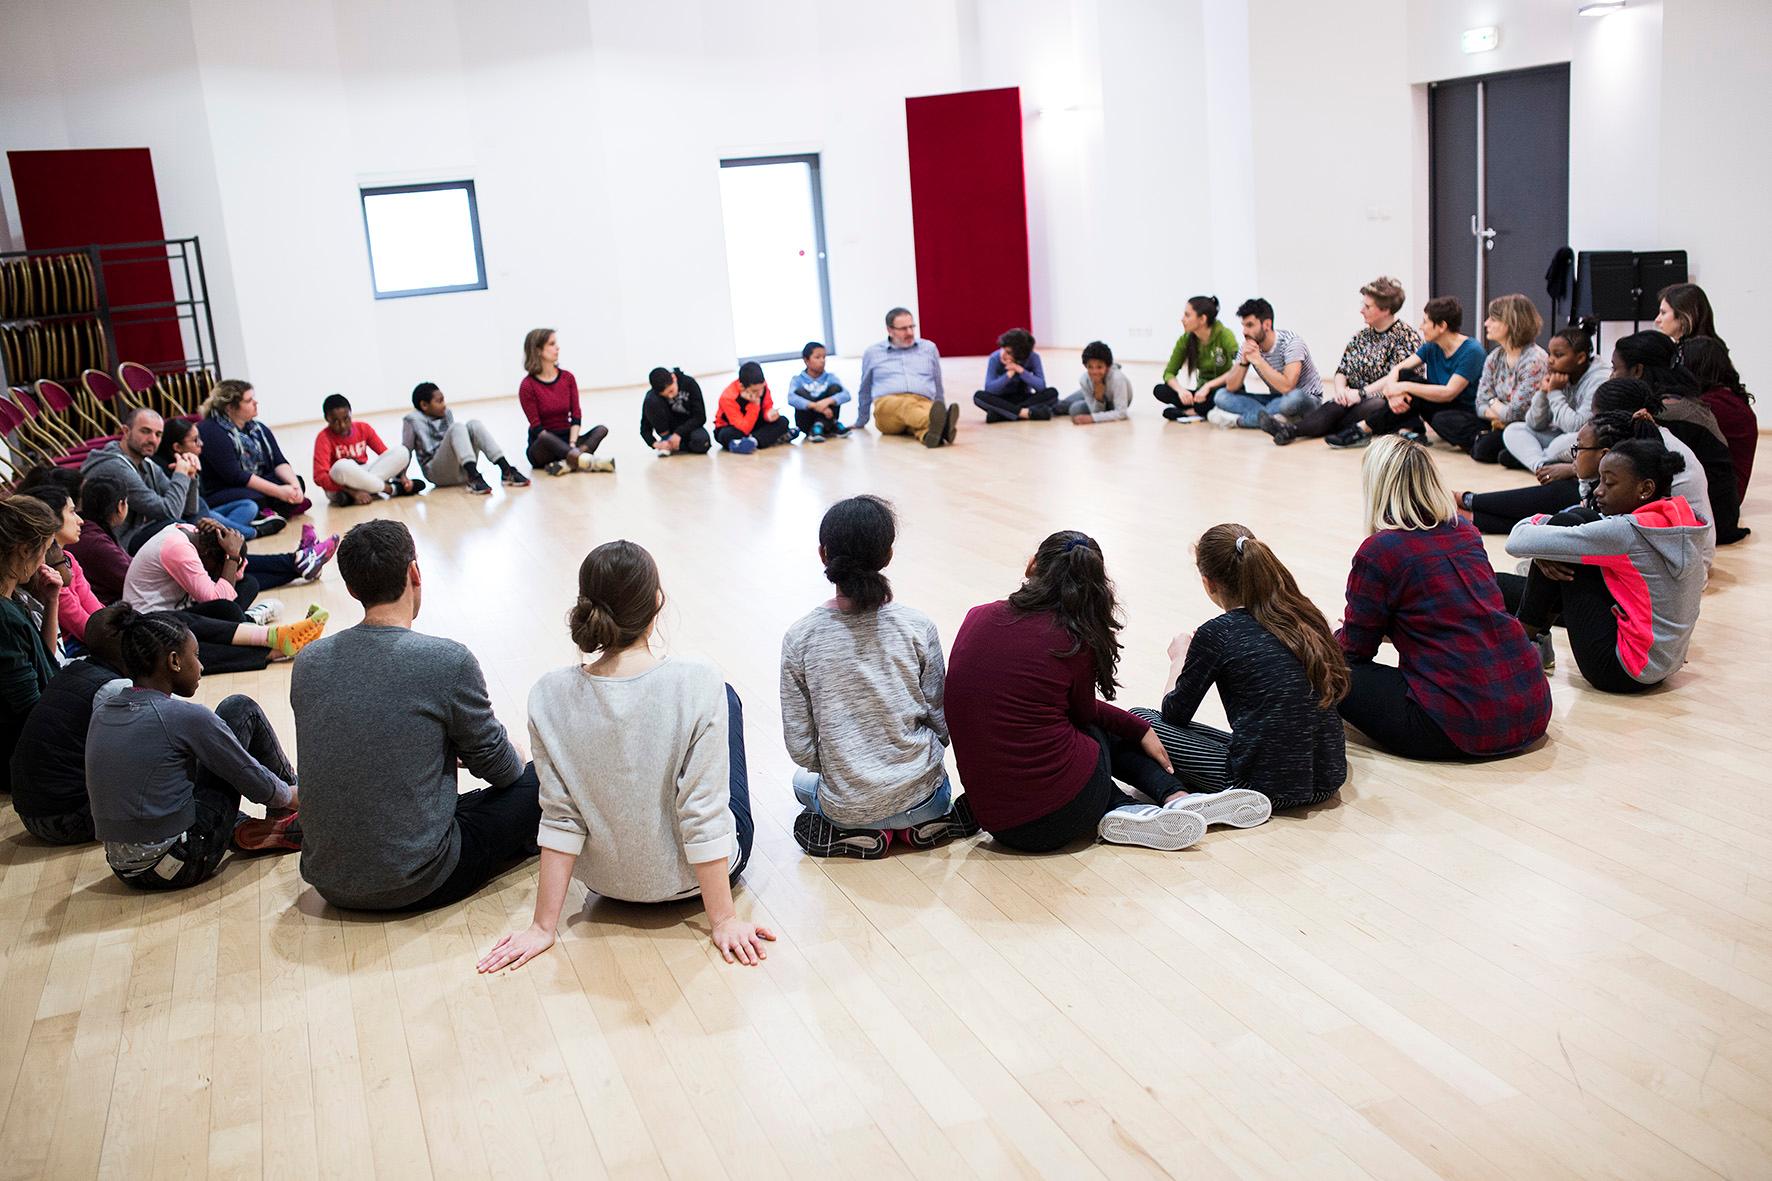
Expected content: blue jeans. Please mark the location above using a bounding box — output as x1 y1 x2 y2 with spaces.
793 769 952 829
1213 389 1320 428
202 499 260 540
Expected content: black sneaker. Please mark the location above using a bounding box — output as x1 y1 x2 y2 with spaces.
793 811 890 859
901 795 982 850
465 471 493 496
500 464 531 488
1162 405 1184 421
943 401 961 444
1325 427 1371 449
1271 423 1297 446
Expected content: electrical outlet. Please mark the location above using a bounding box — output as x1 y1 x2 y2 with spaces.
1128 326 1152 338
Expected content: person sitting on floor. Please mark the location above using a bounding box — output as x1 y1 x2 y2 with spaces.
1286 277 1422 446
85 607 302 890
1504 434 1706 694
856 306 958 448
640 367 713 456
0 496 61 793
292 519 542 912
974 328 1060 423
1059 341 1134 425
66 474 132 605
16 482 102 652
156 418 265 539
197 378 312 522
1132 524 1346 816
1499 319 1605 473
787 342 852 442
1606 339 1743 546
7 603 128 845
79 406 213 549
1680 336 1755 499
312 393 422 506
714 362 796 453
476 539 774 972
1334 437 1550 761
518 327 614 476
1214 298 1324 434
781 496 978 859
1468 293 1550 463
1326 297 1484 451
945 531 1213 853
1153 295 1240 422
402 382 531 496
1654 282 1722 364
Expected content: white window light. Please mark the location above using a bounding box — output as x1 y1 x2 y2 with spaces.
1579 2 1626 16
360 180 487 299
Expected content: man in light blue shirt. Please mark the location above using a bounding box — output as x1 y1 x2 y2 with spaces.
856 307 958 449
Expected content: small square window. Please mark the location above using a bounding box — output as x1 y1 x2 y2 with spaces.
360 181 487 299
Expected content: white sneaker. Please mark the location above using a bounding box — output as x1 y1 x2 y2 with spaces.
1097 804 1205 851
1206 408 1239 429
1165 788 1272 829
244 598 283 625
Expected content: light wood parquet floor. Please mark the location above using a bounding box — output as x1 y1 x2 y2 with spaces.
2 350 1769 1179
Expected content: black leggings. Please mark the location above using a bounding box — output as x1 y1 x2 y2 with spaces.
1501 509 1652 694
1151 383 1215 417
174 604 272 675
1336 663 1465 761
989 727 1183 853
714 417 793 449
526 425 607 468
974 386 1060 423
1296 394 1381 438
1467 479 1580 534
1469 427 1509 464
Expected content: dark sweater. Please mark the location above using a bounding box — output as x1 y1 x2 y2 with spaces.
85 688 295 843
944 600 1150 831
1159 610 1346 808
67 520 131 604
10 657 126 819
1662 418 1744 543
197 414 291 494
640 371 709 445
1 595 55 794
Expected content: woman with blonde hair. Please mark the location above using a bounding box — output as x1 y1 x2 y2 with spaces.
1335 438 1549 760
517 328 613 476
197 378 311 521
1469 293 1549 463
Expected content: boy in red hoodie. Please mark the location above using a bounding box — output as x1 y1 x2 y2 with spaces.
714 362 797 454
313 395 423 506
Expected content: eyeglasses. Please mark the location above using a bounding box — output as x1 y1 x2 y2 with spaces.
1569 444 1607 455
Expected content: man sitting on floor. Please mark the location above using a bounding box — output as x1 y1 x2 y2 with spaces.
856 306 959 449
291 519 541 912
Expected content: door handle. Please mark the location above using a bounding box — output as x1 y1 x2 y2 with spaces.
1470 215 1497 243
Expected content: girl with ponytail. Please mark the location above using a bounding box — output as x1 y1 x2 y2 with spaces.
1130 525 1346 816
85 605 302 890
1154 295 1239 421
482 540 774 973
780 496 977 859
944 531 1209 853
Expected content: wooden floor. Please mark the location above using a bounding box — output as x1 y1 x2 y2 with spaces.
4 351 1770 1179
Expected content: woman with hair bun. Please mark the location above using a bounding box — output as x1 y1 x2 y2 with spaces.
780 495 978 858
479 540 771 973
1154 295 1240 422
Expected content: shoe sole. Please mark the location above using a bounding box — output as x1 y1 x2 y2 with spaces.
1099 809 1205 851
944 403 961 444
794 814 890 859
922 416 944 448
901 817 978 850
1172 788 1272 829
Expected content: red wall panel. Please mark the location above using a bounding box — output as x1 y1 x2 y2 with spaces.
8 147 185 368
904 87 1032 357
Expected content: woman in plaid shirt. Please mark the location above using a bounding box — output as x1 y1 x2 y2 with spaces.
1335 438 1551 760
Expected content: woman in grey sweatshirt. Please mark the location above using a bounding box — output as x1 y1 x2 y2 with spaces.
478 540 772 974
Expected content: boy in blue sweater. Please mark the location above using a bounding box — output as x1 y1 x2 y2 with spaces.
787 342 852 442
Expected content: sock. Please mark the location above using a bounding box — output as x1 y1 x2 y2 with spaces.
495 457 517 475
305 605 330 623
463 461 482 481
266 617 326 658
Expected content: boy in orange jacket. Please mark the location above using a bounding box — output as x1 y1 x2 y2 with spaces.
714 362 797 454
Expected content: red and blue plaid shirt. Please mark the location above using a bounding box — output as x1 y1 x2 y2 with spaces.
1337 521 1550 756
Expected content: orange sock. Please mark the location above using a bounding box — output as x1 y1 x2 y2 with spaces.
266 616 326 658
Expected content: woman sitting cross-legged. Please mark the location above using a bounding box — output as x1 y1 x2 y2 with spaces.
1132 524 1347 819
1336 437 1550 761
197 378 312 525
518 327 613 475
477 540 773 972
944 531 1212 853
85 607 303 891
1502 432 1706 693
781 495 979 858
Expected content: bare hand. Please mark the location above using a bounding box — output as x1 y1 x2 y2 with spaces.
174 452 201 477
28 564 64 600
217 527 245 559
1536 463 1576 485
1239 339 1263 363
278 484 305 505
476 924 557 973
1534 559 1577 582
1166 630 1193 662
1069 413 1093 426
711 917 776 966
1387 393 1413 414
1139 727 1174 774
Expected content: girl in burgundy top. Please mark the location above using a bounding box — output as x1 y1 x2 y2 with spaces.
944 531 1209 852
1680 337 1755 499
519 328 612 475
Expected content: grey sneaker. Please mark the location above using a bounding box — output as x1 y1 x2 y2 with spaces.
1097 804 1205 851
1165 788 1272 829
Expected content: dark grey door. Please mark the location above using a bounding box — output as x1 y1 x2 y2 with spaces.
1430 65 1570 344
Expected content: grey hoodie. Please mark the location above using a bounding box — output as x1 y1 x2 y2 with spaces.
80 440 197 549
1070 364 1134 422
1504 496 1708 685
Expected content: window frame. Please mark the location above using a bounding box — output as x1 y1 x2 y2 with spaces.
359 179 489 300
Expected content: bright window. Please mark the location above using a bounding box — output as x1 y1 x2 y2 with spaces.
360 181 487 299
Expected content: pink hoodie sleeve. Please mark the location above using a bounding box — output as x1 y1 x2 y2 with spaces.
56 554 105 643
162 528 237 604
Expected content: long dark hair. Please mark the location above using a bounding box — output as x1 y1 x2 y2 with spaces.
1614 331 1699 398
1679 336 1752 404
1183 295 1220 375
1194 524 1347 707
1658 282 1718 342
1007 530 1123 699
79 473 127 539
819 495 895 611
569 540 662 656
154 418 198 468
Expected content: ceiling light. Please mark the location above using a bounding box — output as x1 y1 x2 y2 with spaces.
1579 2 1626 15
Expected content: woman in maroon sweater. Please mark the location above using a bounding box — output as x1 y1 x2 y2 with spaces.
518 328 611 475
944 531 1209 852
1680 337 1755 499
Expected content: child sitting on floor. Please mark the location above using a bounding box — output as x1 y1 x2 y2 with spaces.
780 495 978 858
1132 524 1347 818
313 393 422 507
715 362 796 453
1059 340 1134 425
787 342 852 442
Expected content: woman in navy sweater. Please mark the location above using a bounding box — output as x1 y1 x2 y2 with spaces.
197 379 311 520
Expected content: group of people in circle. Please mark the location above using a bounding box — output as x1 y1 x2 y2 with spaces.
0 276 1746 967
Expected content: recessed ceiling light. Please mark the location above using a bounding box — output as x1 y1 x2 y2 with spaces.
1579 2 1626 15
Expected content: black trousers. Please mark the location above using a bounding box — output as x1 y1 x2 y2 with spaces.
114 694 295 891
20 805 95 845
714 417 793 449
1468 479 1581 534
1425 408 1487 453
1336 663 1464 761
1469 427 1509 463
398 763 544 912
974 386 1060 423
793 406 847 434
989 727 1183 853
1296 394 1382 438
174 605 272 675
1504 509 1651 694
1151 383 1215 417
526 425 606 468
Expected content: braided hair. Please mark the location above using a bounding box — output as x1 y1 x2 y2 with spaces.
112 604 194 680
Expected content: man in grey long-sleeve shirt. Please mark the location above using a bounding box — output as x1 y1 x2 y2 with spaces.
290 519 539 911
80 408 201 549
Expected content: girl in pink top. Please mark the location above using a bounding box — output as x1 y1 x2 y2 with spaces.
519 328 612 476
